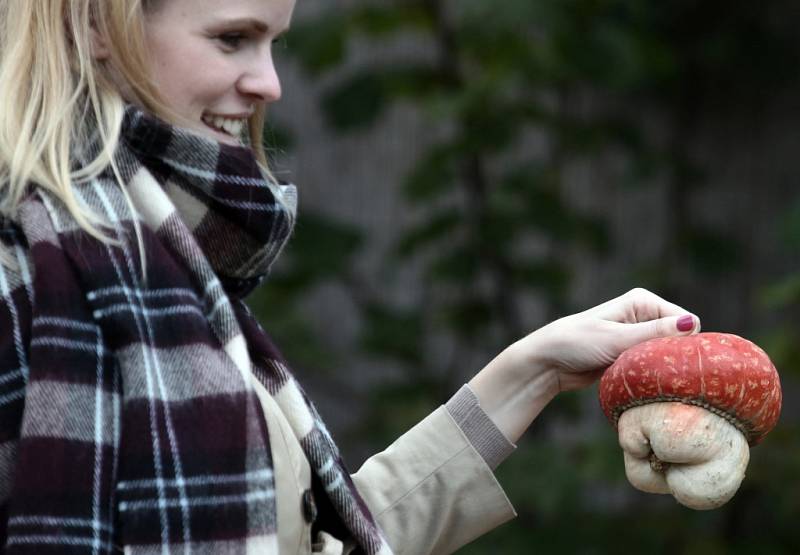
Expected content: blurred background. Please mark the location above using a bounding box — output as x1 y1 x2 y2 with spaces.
249 1 800 553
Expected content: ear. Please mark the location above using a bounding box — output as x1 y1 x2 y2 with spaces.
90 27 111 60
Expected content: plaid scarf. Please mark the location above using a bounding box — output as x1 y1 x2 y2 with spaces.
0 107 393 554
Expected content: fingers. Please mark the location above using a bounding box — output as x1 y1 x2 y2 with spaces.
627 288 693 321
589 287 697 324
612 313 700 350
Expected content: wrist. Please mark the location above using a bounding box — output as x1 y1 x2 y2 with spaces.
510 333 563 398
468 338 560 443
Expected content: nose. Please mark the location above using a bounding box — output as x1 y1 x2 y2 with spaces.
237 51 282 104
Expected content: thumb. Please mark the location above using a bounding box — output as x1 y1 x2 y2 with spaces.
617 313 700 348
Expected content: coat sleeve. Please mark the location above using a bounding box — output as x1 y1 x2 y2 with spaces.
350 401 517 555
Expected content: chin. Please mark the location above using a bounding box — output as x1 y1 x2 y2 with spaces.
216 134 243 146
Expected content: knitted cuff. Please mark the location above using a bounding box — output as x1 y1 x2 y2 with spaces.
445 384 516 470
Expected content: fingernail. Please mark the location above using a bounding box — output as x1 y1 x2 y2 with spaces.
677 315 694 332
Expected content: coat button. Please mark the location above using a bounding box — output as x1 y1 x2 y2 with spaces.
302 488 318 524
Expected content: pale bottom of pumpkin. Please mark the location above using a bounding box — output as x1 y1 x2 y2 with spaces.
617 402 750 510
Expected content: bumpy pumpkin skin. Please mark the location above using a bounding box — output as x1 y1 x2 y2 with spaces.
618 402 749 510
599 332 781 510
599 333 781 446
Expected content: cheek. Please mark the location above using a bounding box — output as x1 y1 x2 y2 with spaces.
149 43 233 107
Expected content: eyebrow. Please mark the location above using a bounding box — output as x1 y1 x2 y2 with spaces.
214 17 270 33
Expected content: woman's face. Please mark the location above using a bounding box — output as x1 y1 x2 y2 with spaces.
143 0 296 144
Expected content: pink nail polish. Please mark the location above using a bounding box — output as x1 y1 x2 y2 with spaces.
677 315 694 332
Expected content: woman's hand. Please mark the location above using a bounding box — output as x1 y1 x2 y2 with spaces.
468 288 701 444
525 287 701 393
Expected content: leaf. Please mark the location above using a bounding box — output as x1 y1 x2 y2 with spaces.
427 245 481 284
246 287 339 370
350 5 434 37
359 304 425 365
512 261 571 297
479 211 523 247
438 298 494 337
572 214 612 254
497 168 568 238
679 226 742 275
759 273 800 309
321 65 446 132
262 124 293 152
394 208 462 258
402 143 460 203
358 379 443 445
322 72 389 131
496 166 610 253
779 196 800 249
381 65 447 99
285 211 363 278
286 14 348 75
755 327 800 378
522 187 573 238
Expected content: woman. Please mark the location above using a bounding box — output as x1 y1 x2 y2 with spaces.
0 1 700 553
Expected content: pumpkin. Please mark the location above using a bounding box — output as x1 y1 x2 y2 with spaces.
599 332 781 509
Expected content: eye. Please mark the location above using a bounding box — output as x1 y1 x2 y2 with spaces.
217 32 246 49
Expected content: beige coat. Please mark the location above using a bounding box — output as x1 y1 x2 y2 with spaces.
252 380 516 554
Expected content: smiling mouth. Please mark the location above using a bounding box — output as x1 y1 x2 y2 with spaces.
201 114 246 138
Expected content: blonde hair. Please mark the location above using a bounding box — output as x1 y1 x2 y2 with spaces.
0 0 273 247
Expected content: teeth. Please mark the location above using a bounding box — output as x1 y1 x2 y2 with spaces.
202 114 245 137
224 119 243 136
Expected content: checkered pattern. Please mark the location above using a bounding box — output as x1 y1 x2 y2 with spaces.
0 107 393 554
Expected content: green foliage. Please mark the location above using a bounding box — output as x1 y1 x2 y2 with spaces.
360 303 425 366
401 144 460 203
285 212 363 278
246 211 363 369
761 277 800 312
262 123 293 152
283 13 348 74
395 208 460 256
350 5 433 37
321 66 446 130
759 193 800 380
356 378 444 446
680 226 743 276
779 196 800 249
